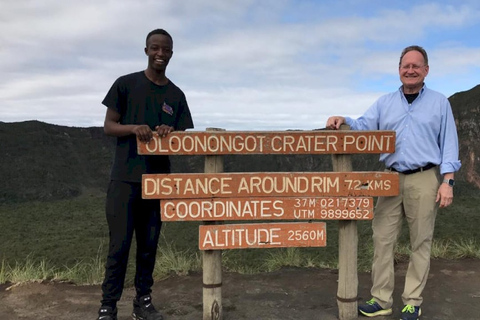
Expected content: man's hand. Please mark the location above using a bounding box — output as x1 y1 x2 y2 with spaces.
436 183 453 208
155 124 174 138
326 116 346 130
133 125 153 143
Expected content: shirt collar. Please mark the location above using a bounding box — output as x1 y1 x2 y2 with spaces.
399 83 427 95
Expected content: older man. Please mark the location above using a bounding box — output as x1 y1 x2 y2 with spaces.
326 45 460 320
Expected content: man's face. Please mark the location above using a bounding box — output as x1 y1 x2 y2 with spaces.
145 34 173 72
399 50 429 92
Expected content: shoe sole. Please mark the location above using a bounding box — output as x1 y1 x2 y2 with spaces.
359 308 393 317
132 313 163 320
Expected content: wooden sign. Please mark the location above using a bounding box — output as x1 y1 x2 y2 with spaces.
138 130 395 155
142 172 399 199
161 197 373 221
199 222 326 250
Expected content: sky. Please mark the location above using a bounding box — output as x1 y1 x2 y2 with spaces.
1 0 480 131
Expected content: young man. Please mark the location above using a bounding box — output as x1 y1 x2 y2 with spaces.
97 29 194 320
326 45 460 320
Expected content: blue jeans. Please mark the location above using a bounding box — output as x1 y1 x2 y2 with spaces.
101 180 161 306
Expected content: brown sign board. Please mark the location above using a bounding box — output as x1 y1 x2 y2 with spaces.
199 222 326 250
137 131 395 155
143 172 399 199
161 197 373 221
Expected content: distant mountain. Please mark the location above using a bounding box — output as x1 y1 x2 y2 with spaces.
1 85 479 203
448 85 480 189
0 121 114 202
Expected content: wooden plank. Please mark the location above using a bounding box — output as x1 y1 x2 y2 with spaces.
199 222 326 250
142 172 399 199
137 130 395 155
161 197 373 221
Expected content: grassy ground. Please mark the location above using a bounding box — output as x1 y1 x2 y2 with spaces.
1 190 479 285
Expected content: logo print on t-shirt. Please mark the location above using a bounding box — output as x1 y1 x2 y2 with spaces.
162 102 173 116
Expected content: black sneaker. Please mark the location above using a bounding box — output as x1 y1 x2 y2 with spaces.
97 306 118 320
400 304 421 320
132 295 164 320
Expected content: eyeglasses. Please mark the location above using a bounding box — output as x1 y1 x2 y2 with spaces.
400 64 426 70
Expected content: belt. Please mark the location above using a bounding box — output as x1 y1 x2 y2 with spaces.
387 163 436 175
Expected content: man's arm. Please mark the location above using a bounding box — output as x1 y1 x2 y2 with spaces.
436 99 461 208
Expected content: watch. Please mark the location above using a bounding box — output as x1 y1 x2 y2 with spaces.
443 179 455 187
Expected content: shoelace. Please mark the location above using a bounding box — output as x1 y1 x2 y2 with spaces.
141 298 156 313
366 298 377 305
402 305 416 313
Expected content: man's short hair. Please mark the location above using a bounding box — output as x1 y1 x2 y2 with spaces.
146 29 173 46
399 45 428 66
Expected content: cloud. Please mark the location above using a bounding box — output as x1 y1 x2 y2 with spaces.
1 0 479 130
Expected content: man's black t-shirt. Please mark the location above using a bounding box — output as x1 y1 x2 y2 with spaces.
102 71 194 182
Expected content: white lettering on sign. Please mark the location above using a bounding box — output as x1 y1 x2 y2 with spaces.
163 199 285 220
161 196 374 221
167 134 267 153
270 135 339 152
143 173 399 199
287 229 325 242
201 227 282 248
342 134 393 152
293 197 371 208
143 176 234 197
139 131 396 155
144 175 341 197
236 176 339 194
344 179 392 191
199 222 327 250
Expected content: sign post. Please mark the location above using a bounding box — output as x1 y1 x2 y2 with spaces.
333 125 358 319
202 128 224 320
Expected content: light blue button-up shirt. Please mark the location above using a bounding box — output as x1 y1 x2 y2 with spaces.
345 85 461 175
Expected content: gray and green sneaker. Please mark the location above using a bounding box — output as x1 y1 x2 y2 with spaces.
358 298 393 317
400 304 421 320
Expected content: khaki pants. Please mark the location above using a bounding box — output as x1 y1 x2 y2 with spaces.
371 167 441 308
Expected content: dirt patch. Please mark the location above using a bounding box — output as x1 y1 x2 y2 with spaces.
1 259 480 319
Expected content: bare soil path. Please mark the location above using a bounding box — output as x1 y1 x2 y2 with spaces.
1 259 479 319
